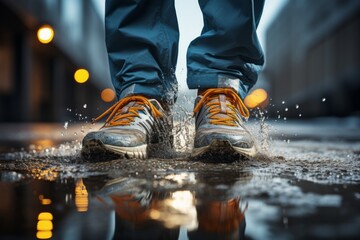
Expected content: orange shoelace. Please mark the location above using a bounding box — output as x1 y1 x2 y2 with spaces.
193 88 249 126
92 95 162 127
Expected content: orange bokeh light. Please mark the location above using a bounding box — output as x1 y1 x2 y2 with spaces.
244 88 268 109
101 88 116 102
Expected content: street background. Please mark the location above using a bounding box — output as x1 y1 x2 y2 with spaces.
1 0 359 122
0 1 360 239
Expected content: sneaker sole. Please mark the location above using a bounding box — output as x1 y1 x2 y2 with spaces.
192 139 256 160
81 139 147 160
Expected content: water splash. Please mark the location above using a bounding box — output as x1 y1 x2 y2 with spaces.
172 104 195 155
249 108 271 155
3 140 82 162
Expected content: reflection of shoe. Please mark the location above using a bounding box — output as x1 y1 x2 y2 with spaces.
192 88 256 159
82 95 172 160
197 198 246 233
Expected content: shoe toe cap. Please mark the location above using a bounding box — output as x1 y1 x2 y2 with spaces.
194 128 254 148
83 129 146 147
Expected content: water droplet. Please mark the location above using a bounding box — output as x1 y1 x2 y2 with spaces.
61 132 64 136
299 114 302 117
283 216 288 225
287 139 291 143
283 117 287 121
83 104 87 108
347 154 350 158
322 98 326 102
281 101 285 104
285 108 288 111
295 104 299 109
64 121 68 129
278 115 281 119
74 132 77 136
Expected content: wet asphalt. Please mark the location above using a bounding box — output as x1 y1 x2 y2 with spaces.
0 118 359 239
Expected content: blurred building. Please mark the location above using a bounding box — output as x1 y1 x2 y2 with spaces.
265 0 360 117
0 0 113 122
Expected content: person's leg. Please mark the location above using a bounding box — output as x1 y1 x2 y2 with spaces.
189 0 265 159
187 0 264 99
82 0 179 160
106 0 179 105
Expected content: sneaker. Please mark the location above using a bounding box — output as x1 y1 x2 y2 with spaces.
192 88 256 159
82 95 172 160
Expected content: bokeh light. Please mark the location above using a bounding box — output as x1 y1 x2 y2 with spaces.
101 88 116 102
75 179 88 212
74 69 89 83
36 231 52 239
37 25 54 44
38 212 53 221
36 212 53 239
37 220 53 231
244 88 269 109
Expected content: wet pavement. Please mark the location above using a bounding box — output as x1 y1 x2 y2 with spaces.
0 118 360 239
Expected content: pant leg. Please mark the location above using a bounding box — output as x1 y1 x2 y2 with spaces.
105 0 179 105
186 0 265 99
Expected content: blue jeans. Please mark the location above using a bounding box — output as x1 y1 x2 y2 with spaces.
105 0 264 104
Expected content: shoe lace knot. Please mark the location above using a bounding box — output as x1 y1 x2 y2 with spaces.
92 95 163 127
193 88 249 126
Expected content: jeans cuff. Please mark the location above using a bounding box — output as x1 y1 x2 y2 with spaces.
187 73 248 99
118 78 177 105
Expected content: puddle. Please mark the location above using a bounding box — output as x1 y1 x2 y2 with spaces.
0 169 359 239
0 118 360 239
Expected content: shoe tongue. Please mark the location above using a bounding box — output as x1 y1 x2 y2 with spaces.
219 94 227 114
120 101 137 114
207 94 231 118
120 99 165 115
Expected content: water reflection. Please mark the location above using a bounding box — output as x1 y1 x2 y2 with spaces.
99 192 246 240
0 170 251 239
83 171 250 240
37 212 53 239
75 179 89 212
1 165 359 239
